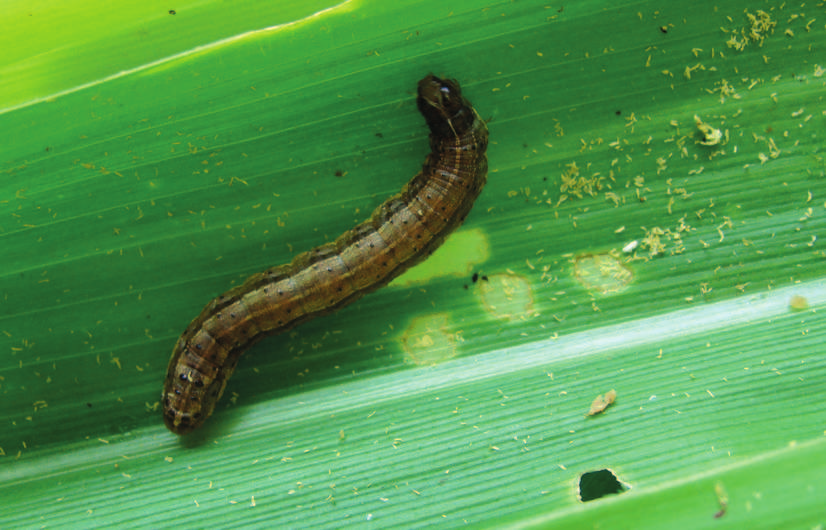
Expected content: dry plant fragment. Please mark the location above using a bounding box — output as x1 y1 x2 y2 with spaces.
694 115 723 146
587 389 617 416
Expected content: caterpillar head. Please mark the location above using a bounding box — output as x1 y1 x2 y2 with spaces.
417 74 474 138
162 363 226 435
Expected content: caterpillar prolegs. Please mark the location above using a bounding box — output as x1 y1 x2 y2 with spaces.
162 75 489 434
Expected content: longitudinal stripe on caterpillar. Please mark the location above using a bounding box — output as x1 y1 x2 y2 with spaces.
162 74 489 434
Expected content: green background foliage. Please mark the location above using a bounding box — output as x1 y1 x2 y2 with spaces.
1 0 824 527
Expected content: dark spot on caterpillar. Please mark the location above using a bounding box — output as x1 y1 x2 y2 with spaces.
334 169 345 177
87 403 93 408
659 26 668 34
472 272 479 283
375 132 383 138
162 74 488 435
169 9 176 15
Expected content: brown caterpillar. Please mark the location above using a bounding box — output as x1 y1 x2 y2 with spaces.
162 74 489 434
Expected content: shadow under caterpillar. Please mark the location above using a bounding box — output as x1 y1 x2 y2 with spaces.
162 74 489 434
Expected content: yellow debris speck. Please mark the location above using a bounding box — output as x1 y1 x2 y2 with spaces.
694 115 723 146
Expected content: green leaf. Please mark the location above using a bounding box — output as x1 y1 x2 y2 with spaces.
2 0 824 528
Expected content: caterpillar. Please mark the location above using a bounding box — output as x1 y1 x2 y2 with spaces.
162 74 489 434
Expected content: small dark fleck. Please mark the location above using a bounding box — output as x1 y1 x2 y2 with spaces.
375 132 384 138
481 275 489 282
86 403 93 408
659 25 668 33
45 146 51 152
334 169 345 177
169 9 176 15
472 272 479 283
615 110 622 116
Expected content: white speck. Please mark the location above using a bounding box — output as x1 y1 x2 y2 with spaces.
622 240 639 253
